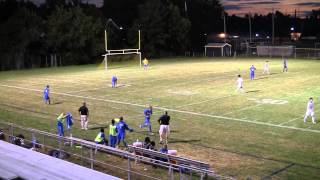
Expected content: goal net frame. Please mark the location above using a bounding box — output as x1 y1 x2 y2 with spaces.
102 30 142 71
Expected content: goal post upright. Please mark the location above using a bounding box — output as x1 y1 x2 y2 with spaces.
138 30 141 68
104 30 108 71
102 29 141 71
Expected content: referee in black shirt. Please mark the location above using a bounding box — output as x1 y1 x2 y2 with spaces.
158 111 170 144
79 102 89 130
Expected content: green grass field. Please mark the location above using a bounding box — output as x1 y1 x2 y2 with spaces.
0 57 320 179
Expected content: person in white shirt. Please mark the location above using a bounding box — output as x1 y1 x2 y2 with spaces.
263 60 270 75
236 75 244 92
304 97 316 124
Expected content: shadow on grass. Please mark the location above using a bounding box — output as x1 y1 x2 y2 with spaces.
52 101 63 105
245 90 261 93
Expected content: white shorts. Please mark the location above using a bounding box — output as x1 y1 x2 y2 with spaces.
305 111 315 117
159 125 170 136
81 115 88 122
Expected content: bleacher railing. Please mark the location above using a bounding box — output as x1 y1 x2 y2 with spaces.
0 121 233 180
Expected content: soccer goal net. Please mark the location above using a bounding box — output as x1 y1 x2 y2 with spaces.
257 46 295 57
102 30 142 71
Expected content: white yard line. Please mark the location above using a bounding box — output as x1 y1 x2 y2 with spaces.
278 116 302 126
222 104 262 116
1 84 320 134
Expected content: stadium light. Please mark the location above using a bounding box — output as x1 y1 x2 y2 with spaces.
290 27 294 31
219 33 226 39
255 33 259 37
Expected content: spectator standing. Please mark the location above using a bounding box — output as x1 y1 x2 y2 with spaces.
109 119 118 148
57 113 67 137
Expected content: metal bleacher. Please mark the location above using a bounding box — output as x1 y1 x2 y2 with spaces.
0 121 232 180
0 140 121 180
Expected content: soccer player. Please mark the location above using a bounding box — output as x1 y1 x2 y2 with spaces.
158 111 170 145
111 75 117 88
140 105 153 135
66 112 73 136
95 128 107 145
304 97 316 124
250 65 256 80
116 117 133 148
263 60 270 75
109 119 118 148
43 85 50 104
57 113 67 137
78 102 89 130
283 57 288 72
236 75 244 92
143 58 149 70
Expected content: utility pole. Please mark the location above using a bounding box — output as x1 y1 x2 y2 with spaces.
223 12 227 42
249 12 252 43
272 9 275 45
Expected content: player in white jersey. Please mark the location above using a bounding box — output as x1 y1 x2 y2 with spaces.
263 60 270 74
304 97 316 124
236 75 244 92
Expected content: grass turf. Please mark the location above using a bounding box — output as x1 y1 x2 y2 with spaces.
0 57 319 179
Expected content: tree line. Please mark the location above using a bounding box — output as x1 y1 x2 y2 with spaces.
0 0 319 70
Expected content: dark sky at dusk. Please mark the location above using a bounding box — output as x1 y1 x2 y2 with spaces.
222 0 320 16
30 0 320 17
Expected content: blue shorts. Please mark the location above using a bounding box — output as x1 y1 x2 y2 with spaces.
144 118 151 125
57 122 64 136
118 133 126 141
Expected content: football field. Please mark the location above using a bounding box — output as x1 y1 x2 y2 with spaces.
0 57 319 179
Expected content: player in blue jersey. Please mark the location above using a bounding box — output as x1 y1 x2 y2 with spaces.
250 65 257 80
140 105 153 135
283 57 288 72
66 112 73 136
116 117 133 148
43 85 50 104
111 75 117 88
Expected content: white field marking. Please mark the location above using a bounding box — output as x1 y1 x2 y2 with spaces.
1 84 320 134
247 98 288 105
176 94 233 108
222 104 263 116
278 116 303 126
